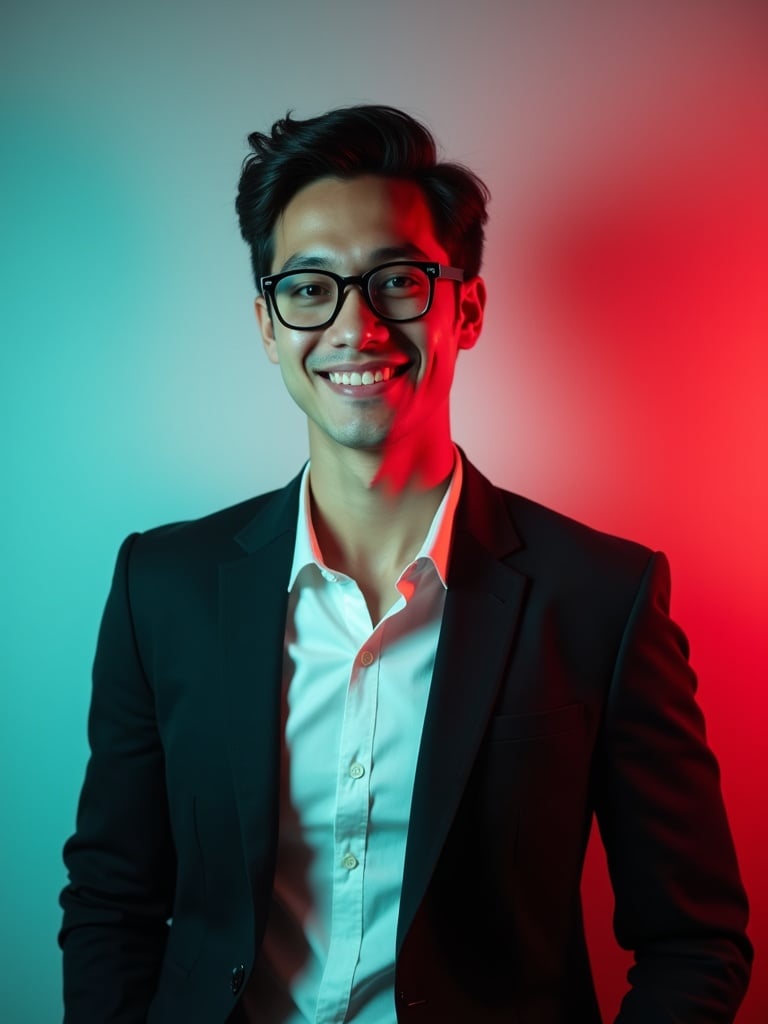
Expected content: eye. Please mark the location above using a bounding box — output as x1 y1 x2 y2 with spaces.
294 283 331 298
278 273 335 305
380 273 420 292
373 266 430 298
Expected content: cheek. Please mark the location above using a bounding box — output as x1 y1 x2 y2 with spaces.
275 359 311 412
274 331 316 371
424 327 458 375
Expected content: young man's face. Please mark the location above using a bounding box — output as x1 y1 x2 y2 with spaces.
255 174 484 460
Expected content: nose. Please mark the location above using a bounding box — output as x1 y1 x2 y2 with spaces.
325 285 388 348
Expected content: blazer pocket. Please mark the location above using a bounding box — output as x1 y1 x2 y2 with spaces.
486 702 585 743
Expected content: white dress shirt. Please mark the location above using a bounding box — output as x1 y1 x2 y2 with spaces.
241 453 462 1023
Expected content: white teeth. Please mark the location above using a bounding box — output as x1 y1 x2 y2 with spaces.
328 366 396 386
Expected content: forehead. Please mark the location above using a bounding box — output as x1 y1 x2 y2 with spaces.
271 175 447 272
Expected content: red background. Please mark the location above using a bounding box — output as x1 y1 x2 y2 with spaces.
454 63 767 1016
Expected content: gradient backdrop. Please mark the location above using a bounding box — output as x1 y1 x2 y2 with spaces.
2 1 766 1020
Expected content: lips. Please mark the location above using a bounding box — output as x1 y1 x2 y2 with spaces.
318 363 411 387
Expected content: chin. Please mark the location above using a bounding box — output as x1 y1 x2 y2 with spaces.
322 416 397 451
333 429 391 451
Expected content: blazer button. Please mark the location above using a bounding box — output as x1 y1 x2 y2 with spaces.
231 964 245 995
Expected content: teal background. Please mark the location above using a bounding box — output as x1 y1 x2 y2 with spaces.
2 2 766 1020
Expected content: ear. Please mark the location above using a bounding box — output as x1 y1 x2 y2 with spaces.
457 275 486 351
255 295 280 365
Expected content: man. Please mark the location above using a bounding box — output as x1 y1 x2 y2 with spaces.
60 105 751 1023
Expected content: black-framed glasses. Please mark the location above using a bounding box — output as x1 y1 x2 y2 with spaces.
259 261 464 330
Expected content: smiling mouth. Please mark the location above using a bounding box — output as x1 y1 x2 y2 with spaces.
320 364 411 387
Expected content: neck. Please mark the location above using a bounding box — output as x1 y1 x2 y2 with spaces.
306 432 456 585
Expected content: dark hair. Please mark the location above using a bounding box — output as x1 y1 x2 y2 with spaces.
235 105 490 291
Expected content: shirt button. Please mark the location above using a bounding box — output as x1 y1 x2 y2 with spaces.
321 569 337 582
341 852 359 870
349 762 365 779
360 650 374 667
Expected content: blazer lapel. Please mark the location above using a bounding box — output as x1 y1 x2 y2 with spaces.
219 474 301 876
398 460 529 949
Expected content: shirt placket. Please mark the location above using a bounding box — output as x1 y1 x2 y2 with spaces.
314 584 383 1024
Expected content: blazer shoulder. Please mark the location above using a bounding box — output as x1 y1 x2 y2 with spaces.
124 470 303 574
497 486 657 586
462 458 652 570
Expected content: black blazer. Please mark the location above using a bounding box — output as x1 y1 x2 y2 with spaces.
60 457 751 1023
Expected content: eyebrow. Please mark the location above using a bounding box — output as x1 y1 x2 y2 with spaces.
277 244 432 275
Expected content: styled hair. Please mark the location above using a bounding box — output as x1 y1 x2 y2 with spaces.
235 105 490 291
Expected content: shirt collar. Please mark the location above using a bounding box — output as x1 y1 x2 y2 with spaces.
288 447 463 592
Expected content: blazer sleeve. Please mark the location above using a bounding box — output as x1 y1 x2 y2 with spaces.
595 551 752 1022
59 534 175 1023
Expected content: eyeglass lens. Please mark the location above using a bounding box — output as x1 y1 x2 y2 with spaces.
272 264 432 328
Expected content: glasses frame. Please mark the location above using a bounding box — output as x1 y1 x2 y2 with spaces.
259 260 464 331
